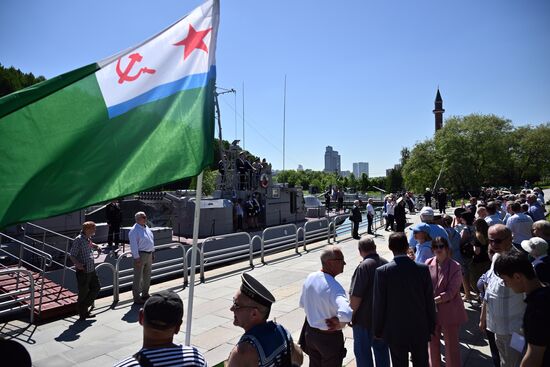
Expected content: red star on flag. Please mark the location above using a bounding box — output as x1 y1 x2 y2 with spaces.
174 24 212 60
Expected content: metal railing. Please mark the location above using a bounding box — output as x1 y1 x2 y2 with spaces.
199 232 253 283
329 208 385 242
114 242 188 301
95 262 117 303
24 222 75 289
260 224 299 264
0 268 35 323
0 233 52 317
303 218 331 251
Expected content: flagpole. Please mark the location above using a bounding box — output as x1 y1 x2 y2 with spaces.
185 171 203 346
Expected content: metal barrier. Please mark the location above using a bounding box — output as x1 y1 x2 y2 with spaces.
114 242 188 301
330 214 352 241
303 218 331 251
329 209 385 242
0 233 52 317
199 232 253 283
24 222 75 289
95 262 118 303
0 268 35 323
260 224 299 264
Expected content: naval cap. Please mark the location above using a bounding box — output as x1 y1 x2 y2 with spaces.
240 273 275 307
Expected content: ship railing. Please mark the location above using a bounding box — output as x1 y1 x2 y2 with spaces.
303 218 331 251
260 224 299 264
199 232 253 283
24 222 74 289
95 262 117 303
329 208 385 242
0 268 35 323
330 214 353 241
114 242 188 301
0 233 52 317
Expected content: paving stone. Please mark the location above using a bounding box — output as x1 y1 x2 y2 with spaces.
0 208 497 367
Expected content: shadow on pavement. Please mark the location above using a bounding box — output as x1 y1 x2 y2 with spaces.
54 319 96 342
0 322 37 344
121 303 141 324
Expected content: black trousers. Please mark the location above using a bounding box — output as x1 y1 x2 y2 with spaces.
367 213 374 233
76 270 100 317
305 324 346 367
389 341 429 367
351 220 360 238
385 214 395 230
396 220 406 232
107 224 120 247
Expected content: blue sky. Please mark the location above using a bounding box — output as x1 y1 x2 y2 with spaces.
1 0 549 176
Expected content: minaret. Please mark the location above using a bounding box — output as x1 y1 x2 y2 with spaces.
433 88 445 131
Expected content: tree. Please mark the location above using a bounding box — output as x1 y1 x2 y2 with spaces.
0 64 46 97
386 168 403 193
359 173 370 192
402 114 550 196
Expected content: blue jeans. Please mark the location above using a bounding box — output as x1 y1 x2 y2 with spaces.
353 325 390 367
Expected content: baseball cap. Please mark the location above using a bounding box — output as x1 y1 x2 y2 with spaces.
412 223 431 236
143 290 183 329
521 237 548 257
419 206 434 220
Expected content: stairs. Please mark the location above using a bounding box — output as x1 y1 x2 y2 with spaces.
0 267 78 321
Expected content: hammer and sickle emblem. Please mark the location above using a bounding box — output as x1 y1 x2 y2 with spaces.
116 53 156 84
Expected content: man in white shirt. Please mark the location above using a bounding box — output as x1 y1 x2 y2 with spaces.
479 224 525 367
299 245 352 367
366 199 375 235
485 201 504 227
129 211 155 304
506 202 534 250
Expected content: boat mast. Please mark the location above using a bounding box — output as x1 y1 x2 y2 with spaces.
283 75 286 172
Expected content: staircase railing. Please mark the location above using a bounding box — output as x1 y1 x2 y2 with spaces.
24 222 75 289
0 268 35 323
0 233 52 317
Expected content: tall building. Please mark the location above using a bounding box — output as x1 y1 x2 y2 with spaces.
353 162 369 178
433 88 445 131
324 146 341 174
297 164 304 171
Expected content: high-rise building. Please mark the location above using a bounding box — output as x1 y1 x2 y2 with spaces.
324 146 341 174
297 164 304 171
353 162 369 178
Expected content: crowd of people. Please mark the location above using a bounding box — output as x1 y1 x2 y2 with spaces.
9 184 548 366
219 152 272 191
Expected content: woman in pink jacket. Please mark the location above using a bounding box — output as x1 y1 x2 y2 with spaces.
425 236 468 367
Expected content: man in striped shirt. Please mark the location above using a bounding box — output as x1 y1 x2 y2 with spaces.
114 290 206 367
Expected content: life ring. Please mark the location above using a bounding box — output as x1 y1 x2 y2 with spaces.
260 173 269 188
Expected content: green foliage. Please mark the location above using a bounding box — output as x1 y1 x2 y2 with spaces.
0 63 46 97
402 114 550 194
273 169 383 193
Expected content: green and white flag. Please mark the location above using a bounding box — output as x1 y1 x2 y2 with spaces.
0 0 219 229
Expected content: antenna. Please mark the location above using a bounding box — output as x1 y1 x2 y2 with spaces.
283 74 287 171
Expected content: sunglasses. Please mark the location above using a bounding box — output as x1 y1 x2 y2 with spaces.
488 238 505 244
432 244 446 250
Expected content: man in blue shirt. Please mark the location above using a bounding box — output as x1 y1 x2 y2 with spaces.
129 211 155 304
527 194 546 222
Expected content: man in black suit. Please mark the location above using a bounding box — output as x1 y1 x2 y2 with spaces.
373 232 436 367
350 200 362 240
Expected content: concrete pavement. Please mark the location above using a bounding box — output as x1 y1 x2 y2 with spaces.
1 209 495 366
